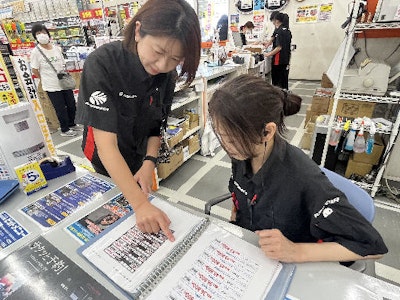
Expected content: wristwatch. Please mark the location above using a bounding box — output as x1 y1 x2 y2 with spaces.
143 155 158 165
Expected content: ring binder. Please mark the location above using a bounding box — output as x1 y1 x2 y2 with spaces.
133 218 210 299
79 197 294 299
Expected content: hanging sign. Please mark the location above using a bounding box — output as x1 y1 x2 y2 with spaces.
0 55 19 106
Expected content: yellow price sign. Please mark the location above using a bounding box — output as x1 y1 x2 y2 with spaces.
46 218 56 226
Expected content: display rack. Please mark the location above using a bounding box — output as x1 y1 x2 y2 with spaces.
320 0 400 197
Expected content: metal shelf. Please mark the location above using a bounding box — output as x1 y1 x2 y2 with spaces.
355 22 400 30
171 95 200 111
351 180 373 191
339 92 400 104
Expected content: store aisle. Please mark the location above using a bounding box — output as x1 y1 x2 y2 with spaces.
51 80 400 288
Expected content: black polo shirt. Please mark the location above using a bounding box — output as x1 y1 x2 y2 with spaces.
76 41 176 174
272 25 292 65
229 137 387 256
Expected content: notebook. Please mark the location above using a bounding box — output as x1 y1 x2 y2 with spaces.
0 180 19 204
79 196 295 299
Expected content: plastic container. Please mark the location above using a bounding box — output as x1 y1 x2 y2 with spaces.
353 125 366 153
344 123 357 151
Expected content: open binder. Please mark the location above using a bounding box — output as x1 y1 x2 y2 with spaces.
79 197 295 299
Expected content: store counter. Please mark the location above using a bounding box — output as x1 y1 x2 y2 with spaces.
0 169 399 299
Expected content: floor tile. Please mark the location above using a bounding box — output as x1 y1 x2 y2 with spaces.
187 165 231 201
160 159 206 191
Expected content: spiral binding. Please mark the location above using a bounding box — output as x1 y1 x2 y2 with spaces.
132 218 210 299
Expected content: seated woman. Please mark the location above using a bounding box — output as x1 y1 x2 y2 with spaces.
208 74 388 263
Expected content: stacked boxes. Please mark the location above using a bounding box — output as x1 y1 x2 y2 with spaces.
345 136 385 178
305 87 333 127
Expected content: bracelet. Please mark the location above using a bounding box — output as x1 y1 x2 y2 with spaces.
143 155 158 165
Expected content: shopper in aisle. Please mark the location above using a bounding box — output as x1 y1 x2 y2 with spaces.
264 12 292 90
208 74 388 263
30 24 79 137
76 0 201 242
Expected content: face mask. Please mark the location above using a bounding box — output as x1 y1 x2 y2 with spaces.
36 33 50 45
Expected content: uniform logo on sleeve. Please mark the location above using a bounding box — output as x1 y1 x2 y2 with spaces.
85 91 109 111
314 197 339 219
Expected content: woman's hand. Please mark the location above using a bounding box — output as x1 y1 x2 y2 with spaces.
135 200 175 242
256 229 298 262
134 160 155 195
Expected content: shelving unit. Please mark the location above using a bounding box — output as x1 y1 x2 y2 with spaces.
157 64 243 180
320 0 400 197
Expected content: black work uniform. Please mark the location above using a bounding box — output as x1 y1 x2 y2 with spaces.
229 137 388 257
76 41 176 176
271 25 291 90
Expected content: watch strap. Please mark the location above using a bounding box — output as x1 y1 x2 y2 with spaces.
143 155 158 165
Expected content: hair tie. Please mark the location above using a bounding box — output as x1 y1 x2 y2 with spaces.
282 89 288 101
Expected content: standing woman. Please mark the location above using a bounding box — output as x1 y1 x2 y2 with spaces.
264 12 292 90
30 24 78 137
76 0 201 241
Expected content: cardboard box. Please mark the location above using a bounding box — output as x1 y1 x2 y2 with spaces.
305 107 321 128
328 99 375 119
157 146 184 179
166 129 184 148
311 88 334 112
188 134 200 154
353 135 385 165
186 112 200 130
179 117 190 136
37 83 60 132
300 132 312 150
321 72 333 88
345 157 373 178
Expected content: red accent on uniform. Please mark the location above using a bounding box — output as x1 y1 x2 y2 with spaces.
83 126 95 161
149 96 153 105
317 239 323 243
274 51 280 65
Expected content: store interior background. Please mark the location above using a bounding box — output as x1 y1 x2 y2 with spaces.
1 0 400 289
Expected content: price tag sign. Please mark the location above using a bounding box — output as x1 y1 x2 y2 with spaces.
14 161 47 195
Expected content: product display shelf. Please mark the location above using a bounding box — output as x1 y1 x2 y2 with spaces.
355 22 400 30
171 95 201 111
320 0 400 197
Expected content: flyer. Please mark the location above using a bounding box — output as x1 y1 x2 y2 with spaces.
20 174 115 228
66 193 133 244
0 212 29 249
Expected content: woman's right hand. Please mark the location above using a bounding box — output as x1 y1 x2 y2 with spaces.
135 200 175 242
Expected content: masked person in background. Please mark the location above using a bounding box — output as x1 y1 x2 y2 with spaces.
209 74 388 263
30 24 80 137
76 0 201 241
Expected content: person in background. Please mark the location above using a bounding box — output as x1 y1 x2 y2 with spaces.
216 14 229 41
264 12 292 89
76 0 201 241
262 11 280 49
30 24 79 137
239 21 254 45
208 74 388 263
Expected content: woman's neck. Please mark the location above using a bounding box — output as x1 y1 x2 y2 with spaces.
40 43 52 50
251 138 274 174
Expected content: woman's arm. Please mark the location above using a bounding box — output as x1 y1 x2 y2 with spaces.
93 128 174 241
256 229 383 263
32 68 40 79
264 45 282 57
134 135 160 194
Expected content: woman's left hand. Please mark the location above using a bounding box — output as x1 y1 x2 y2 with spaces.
256 229 298 262
134 161 155 195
